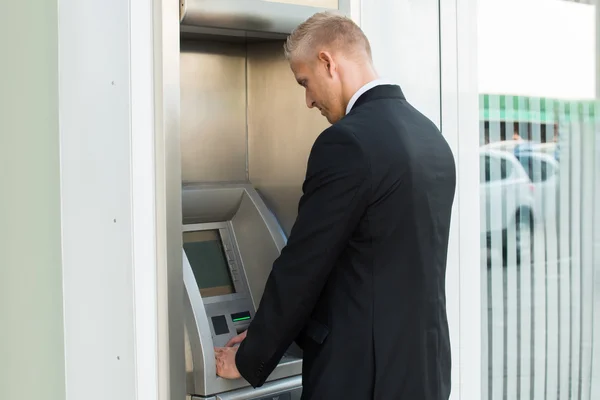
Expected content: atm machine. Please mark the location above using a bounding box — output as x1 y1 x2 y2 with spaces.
182 183 304 400
176 1 353 399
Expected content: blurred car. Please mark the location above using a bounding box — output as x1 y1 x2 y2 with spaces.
513 149 559 226
480 148 537 262
483 138 559 161
481 139 522 153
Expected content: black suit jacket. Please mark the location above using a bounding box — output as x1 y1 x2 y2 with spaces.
235 84 456 400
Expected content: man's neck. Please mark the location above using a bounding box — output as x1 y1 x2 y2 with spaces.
344 74 390 115
343 72 379 104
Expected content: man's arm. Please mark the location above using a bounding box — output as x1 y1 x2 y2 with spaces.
234 126 371 387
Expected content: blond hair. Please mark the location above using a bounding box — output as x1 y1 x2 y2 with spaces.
283 12 372 62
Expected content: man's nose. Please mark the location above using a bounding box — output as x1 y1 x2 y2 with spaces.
305 93 315 109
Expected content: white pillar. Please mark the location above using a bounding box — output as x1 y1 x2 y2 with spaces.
58 0 164 398
591 3 600 399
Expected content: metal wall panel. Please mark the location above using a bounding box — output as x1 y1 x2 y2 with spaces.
246 40 331 235
179 38 329 235
180 0 344 38
179 37 328 234
180 40 248 183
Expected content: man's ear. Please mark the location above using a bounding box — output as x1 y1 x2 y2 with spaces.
317 51 336 77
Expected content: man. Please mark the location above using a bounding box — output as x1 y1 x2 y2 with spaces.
214 11 455 400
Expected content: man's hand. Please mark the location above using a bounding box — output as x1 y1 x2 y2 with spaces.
215 346 242 379
225 330 247 347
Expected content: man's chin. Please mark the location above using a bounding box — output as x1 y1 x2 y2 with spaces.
325 114 340 124
318 109 340 124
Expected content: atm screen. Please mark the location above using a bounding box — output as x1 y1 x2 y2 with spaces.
183 229 235 298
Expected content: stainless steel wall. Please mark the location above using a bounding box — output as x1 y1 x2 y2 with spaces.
180 38 329 235
247 41 329 235
180 40 248 183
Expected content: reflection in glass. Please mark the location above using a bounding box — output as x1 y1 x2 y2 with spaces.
478 1 599 398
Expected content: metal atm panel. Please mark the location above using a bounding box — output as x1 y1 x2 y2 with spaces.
180 0 349 39
182 184 302 398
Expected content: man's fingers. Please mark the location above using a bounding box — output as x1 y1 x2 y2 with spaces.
214 346 241 379
215 351 222 375
225 330 247 347
214 348 229 376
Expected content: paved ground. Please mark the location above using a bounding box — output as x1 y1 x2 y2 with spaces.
483 218 599 400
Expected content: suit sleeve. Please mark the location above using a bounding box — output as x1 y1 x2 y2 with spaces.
234 127 371 387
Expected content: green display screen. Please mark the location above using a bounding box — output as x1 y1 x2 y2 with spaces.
183 229 235 298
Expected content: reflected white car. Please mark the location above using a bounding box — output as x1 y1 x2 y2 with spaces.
482 139 558 161
513 150 559 226
480 148 537 261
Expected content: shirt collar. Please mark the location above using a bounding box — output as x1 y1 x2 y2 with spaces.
345 78 394 115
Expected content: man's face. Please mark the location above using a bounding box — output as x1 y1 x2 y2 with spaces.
290 53 344 124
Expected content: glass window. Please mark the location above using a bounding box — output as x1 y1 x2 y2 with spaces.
481 155 513 182
500 157 512 180
516 154 551 182
478 0 599 399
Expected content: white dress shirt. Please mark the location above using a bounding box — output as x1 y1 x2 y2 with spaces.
345 78 394 115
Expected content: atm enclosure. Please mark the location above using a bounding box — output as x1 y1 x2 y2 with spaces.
177 1 353 399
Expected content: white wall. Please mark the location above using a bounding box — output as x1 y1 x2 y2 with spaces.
361 0 441 127
0 2 66 399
